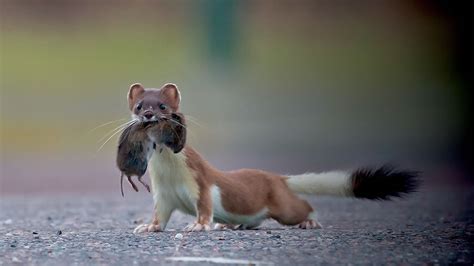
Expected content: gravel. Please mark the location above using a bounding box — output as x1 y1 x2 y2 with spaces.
1 186 473 265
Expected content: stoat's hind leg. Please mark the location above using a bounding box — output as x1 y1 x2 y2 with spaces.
298 219 322 229
298 211 322 229
269 185 322 229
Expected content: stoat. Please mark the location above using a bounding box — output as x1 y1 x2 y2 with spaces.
118 83 419 233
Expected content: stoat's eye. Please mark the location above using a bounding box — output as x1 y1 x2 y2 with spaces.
136 103 142 110
159 103 167 110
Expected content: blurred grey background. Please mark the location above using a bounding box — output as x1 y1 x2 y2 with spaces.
0 0 472 195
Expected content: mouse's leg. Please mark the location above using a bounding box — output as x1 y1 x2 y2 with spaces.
137 176 151 193
127 176 139 192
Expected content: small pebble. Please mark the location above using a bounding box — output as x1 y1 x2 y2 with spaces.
57 230 62 235
174 233 184 240
32 231 38 234
12 257 21 263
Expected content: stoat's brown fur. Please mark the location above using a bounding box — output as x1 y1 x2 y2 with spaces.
123 83 419 233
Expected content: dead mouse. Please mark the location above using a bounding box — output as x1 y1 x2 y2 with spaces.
116 122 155 196
116 113 187 196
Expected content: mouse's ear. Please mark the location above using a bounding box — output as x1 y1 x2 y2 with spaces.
128 83 145 110
160 83 181 111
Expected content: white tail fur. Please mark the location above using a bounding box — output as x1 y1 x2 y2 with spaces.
286 171 353 197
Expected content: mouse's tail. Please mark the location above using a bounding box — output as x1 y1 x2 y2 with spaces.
120 172 125 197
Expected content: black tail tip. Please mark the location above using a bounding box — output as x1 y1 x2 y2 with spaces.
351 165 420 200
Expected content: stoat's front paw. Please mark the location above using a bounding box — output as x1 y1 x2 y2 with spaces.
133 223 162 234
184 222 211 232
298 219 322 229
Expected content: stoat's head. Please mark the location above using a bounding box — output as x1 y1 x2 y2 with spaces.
127 83 181 122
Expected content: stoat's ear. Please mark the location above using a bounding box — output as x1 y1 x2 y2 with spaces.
127 83 145 110
160 83 181 111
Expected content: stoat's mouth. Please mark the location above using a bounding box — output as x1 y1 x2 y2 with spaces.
141 120 159 127
141 117 159 123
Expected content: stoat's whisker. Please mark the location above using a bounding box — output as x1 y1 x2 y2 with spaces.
105 120 138 143
158 115 187 128
97 119 138 144
97 120 138 152
168 119 187 128
87 118 127 134
97 121 135 145
97 127 128 152
183 115 204 128
117 122 137 146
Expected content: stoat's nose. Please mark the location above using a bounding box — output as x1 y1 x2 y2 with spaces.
143 111 154 120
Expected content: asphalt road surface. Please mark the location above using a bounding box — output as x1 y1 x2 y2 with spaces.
1 186 473 265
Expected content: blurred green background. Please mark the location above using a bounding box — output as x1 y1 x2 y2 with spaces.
0 0 471 195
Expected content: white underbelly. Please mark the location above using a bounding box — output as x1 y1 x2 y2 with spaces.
211 185 268 225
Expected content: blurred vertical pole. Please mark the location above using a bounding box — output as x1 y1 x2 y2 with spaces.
450 1 474 177
434 1 474 178
203 0 238 66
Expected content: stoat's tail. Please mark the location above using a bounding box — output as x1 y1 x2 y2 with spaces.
286 166 419 200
